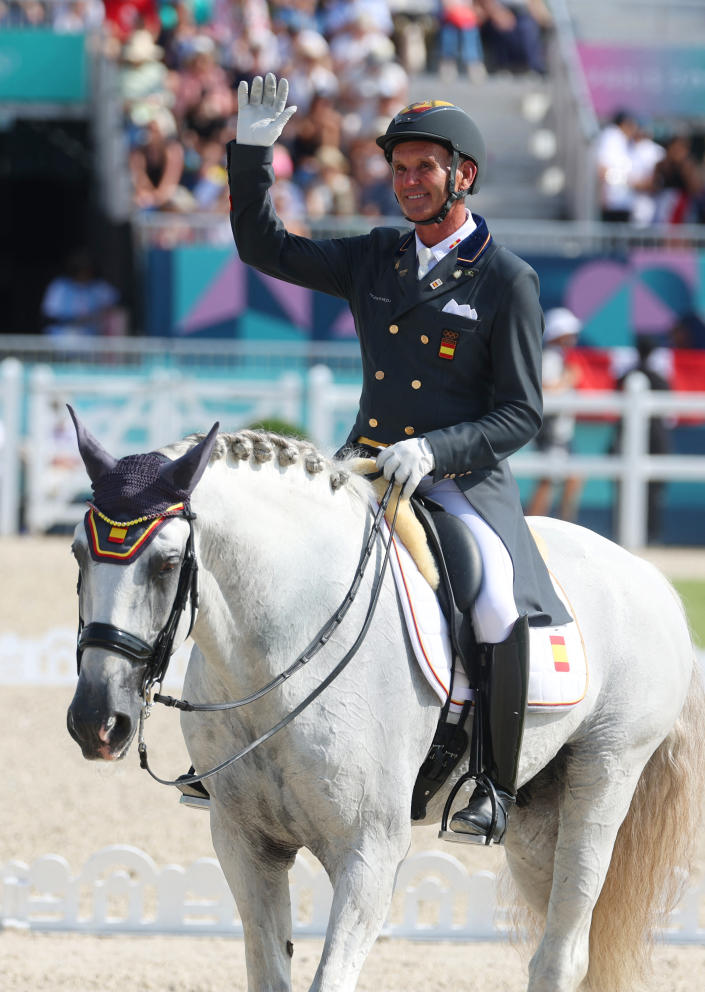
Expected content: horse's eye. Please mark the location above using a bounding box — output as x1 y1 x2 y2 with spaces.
159 560 178 574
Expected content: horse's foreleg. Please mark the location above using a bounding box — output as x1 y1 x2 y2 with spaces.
310 834 409 992
526 747 651 992
210 810 296 992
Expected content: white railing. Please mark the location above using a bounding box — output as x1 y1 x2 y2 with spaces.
2 359 705 547
16 363 302 533
511 374 705 549
2 844 703 942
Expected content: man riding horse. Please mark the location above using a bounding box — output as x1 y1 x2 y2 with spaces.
227 74 571 844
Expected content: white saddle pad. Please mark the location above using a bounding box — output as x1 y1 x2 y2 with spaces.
384 521 588 715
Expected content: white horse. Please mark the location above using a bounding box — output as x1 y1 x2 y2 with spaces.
66 420 705 992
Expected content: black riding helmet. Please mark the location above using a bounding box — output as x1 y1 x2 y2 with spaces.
376 100 486 224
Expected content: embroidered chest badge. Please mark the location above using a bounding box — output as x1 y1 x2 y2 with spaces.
439 330 459 360
429 278 443 289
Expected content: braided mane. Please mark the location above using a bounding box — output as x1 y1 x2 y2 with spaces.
161 429 371 499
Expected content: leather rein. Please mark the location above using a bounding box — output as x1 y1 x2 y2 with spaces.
76 480 400 790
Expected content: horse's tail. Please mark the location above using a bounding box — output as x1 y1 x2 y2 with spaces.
585 662 705 992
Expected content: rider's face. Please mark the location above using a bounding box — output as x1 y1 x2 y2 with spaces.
391 141 453 223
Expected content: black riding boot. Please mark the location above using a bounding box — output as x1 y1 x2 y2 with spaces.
450 614 530 845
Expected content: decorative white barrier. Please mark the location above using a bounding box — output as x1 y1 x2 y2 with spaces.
2 845 704 943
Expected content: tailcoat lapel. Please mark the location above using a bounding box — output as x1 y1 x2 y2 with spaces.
390 215 493 320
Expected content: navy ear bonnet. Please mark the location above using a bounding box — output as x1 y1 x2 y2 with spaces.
91 452 193 520
68 406 220 564
85 452 193 563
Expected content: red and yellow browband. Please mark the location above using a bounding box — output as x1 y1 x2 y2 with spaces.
85 502 187 563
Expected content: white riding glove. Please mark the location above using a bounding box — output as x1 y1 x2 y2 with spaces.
236 73 297 147
376 437 435 498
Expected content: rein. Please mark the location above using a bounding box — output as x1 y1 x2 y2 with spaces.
137 479 401 789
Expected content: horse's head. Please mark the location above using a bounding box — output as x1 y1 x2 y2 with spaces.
66 408 219 761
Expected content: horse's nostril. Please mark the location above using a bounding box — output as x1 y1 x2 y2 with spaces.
98 716 117 743
110 712 134 749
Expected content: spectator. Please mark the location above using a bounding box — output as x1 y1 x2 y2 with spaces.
652 135 705 225
349 133 399 216
595 109 640 222
119 27 171 124
526 307 583 521
128 105 185 209
629 123 665 227
480 0 549 76
104 0 160 45
328 10 393 81
283 30 338 116
290 92 343 168
41 250 124 339
303 145 357 217
170 34 235 126
53 0 104 33
670 310 705 350
388 0 437 74
438 0 486 83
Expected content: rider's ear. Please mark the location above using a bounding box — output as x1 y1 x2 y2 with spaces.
160 422 220 496
67 404 118 483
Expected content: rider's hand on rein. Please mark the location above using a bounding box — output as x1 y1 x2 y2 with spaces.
376 437 435 498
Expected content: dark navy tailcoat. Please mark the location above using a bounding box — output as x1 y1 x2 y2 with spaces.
227 142 570 627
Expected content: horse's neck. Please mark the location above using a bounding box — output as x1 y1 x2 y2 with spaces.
191 460 370 688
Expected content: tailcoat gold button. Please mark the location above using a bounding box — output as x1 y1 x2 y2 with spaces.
420 335 429 344
369 418 378 428
404 426 415 435
411 380 421 389
389 323 399 334
375 370 385 380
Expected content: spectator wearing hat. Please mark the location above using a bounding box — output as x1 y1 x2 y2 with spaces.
526 307 583 521
120 28 171 127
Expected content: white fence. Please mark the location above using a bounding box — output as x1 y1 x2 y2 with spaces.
2 359 705 546
3 843 704 943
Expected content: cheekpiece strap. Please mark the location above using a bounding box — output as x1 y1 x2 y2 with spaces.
85 502 189 564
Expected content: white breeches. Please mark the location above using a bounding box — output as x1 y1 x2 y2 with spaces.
416 477 519 644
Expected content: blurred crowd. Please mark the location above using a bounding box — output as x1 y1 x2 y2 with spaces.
596 110 705 227
1 0 553 240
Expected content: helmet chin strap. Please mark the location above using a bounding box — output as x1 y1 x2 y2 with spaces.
398 149 470 226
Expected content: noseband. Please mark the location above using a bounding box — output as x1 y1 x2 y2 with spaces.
76 513 199 694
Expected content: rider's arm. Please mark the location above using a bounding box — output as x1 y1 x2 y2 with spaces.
227 141 362 301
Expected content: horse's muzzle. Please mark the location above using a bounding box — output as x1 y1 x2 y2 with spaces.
67 704 136 760
66 675 140 760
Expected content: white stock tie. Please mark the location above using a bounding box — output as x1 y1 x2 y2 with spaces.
417 245 435 280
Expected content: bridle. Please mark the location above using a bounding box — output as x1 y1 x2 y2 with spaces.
75 511 199 694
75 481 400 790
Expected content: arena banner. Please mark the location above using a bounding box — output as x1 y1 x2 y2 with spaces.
0 31 87 103
145 245 705 351
577 44 705 119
